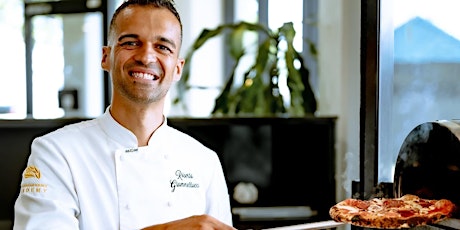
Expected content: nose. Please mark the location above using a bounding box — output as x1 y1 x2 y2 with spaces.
136 43 157 65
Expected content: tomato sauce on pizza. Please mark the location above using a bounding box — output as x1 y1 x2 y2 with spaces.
329 194 456 229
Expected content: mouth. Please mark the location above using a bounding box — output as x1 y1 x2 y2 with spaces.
130 71 160 81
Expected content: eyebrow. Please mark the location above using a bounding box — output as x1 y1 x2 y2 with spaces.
118 34 139 41
118 34 177 50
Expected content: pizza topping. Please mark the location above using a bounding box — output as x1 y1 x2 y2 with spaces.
336 204 360 213
417 199 433 208
397 209 415 218
346 199 371 209
329 194 456 229
368 203 384 212
383 199 404 208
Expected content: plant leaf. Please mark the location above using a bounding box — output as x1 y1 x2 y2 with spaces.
174 20 317 117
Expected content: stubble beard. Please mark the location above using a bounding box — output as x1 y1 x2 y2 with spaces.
113 73 171 105
124 81 170 105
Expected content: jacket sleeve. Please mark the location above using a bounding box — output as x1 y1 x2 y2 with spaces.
13 136 80 230
205 153 234 227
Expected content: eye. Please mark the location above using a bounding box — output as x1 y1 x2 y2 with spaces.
157 44 172 53
120 41 140 49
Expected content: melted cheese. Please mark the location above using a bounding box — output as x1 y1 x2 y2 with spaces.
336 204 360 213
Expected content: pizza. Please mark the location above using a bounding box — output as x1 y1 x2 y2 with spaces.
329 194 456 229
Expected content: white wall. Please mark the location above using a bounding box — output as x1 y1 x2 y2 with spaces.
318 0 361 203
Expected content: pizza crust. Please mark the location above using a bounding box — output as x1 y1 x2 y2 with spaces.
329 194 456 229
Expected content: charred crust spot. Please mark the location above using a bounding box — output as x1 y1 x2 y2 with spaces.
351 215 361 222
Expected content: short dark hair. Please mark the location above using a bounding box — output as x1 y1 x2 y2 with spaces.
108 0 182 44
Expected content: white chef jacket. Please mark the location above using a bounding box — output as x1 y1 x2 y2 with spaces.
13 109 233 230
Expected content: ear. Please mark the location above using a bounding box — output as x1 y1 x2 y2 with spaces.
173 58 185 82
101 46 110 71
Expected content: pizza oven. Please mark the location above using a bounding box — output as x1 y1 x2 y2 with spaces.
339 120 460 230
393 120 460 209
337 120 460 229
392 120 460 228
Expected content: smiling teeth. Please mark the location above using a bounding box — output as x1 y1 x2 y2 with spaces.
132 72 154 80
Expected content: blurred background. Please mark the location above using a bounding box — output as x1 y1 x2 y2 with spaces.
1 0 460 229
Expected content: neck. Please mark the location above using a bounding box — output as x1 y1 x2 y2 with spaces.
109 102 165 147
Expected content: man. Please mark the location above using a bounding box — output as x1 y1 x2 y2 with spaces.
13 0 235 229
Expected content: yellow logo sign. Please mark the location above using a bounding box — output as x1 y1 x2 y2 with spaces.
24 166 41 179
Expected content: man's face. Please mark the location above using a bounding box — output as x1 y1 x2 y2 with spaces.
101 5 184 105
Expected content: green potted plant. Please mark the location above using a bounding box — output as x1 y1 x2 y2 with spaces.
173 21 317 117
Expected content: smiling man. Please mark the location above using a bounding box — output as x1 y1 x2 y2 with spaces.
13 0 235 229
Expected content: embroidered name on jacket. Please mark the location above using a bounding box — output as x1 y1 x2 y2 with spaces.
170 170 199 192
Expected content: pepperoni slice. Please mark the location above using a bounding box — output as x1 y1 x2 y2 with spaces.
383 199 405 208
417 199 434 208
398 209 416 218
345 199 371 209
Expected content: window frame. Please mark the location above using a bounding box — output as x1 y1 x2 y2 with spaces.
23 0 110 116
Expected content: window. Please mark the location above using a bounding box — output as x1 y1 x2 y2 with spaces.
0 0 315 119
234 0 307 105
0 1 26 119
180 0 315 117
29 13 104 119
379 0 460 182
0 0 106 120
